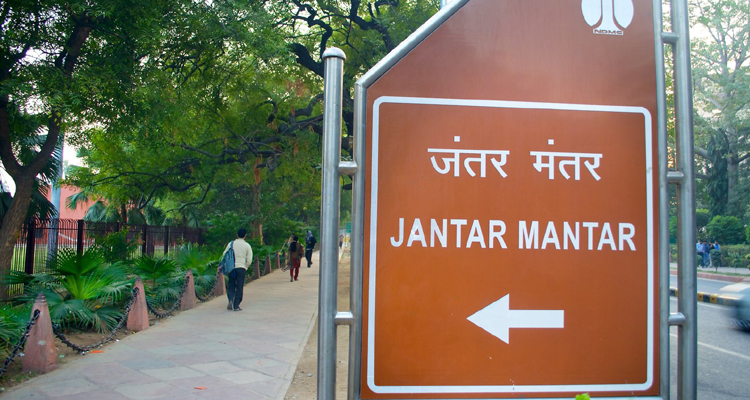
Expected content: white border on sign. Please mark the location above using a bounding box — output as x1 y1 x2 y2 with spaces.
367 96 655 395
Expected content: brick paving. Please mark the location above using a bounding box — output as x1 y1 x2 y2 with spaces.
2 252 320 400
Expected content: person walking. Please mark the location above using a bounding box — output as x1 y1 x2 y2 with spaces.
305 230 317 268
288 235 304 282
713 240 722 267
701 240 711 267
222 229 253 311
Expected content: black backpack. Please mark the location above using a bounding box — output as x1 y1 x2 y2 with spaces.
290 241 298 252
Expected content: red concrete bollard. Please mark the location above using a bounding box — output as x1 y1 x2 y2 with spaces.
253 259 260 279
126 278 149 332
22 293 57 374
181 269 196 310
214 271 226 296
265 254 272 275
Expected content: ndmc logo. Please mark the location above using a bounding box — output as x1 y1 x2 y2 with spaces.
582 0 634 36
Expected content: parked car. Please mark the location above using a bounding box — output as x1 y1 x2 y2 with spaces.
720 279 750 330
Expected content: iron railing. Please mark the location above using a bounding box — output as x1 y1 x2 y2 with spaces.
13 218 202 275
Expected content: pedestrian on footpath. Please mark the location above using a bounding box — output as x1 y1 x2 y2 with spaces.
305 230 317 268
701 240 711 267
288 235 304 282
222 229 253 311
713 240 722 267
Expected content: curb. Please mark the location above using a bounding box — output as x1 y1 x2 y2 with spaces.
669 269 747 283
669 286 738 307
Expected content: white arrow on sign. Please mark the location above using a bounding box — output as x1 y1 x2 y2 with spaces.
467 294 564 344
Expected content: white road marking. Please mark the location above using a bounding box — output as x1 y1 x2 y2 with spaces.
669 333 750 362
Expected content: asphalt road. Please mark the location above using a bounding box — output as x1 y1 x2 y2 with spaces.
669 297 750 399
669 275 734 295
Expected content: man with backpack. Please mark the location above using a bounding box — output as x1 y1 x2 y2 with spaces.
305 230 317 268
221 229 253 311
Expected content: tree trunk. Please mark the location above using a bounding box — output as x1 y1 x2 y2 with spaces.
250 183 263 245
0 18 92 298
728 158 738 203
0 177 36 298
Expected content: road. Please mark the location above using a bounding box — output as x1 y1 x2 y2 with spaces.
669 297 750 399
669 275 734 295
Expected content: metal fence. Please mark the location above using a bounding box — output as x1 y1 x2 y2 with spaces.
13 218 203 274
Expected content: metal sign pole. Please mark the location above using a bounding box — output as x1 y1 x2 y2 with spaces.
652 0 671 397
347 84 366 400
319 47 346 400
671 0 697 397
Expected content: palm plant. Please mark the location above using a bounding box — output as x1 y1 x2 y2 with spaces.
172 244 218 296
131 255 183 306
0 304 30 352
4 249 132 332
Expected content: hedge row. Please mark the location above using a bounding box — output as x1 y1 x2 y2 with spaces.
669 244 750 270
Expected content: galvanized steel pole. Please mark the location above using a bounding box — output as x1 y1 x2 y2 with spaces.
318 47 346 400
653 0 670 397
347 83 366 400
671 0 697 398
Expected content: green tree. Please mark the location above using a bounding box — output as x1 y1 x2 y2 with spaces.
690 0 750 217
706 215 745 244
66 1 439 248
0 0 203 296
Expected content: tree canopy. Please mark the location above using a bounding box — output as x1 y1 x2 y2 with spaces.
9 0 750 276
0 0 439 264
690 0 750 218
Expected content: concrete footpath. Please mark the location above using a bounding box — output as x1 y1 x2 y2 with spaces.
2 252 322 400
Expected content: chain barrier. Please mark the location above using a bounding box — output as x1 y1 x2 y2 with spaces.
0 309 41 379
195 269 221 302
52 286 139 354
145 275 190 318
1 258 276 377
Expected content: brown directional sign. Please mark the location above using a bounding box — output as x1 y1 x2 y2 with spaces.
360 0 659 398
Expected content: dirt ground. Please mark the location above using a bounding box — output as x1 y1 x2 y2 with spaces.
284 251 351 400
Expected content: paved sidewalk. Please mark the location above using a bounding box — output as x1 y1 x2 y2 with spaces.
2 252 321 400
670 262 750 274
670 262 750 285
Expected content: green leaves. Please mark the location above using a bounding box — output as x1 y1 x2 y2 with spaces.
133 256 177 286
689 0 750 220
53 249 105 278
2 248 133 332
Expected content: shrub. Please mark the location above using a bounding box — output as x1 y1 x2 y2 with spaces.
721 244 750 270
172 244 218 296
93 228 140 263
0 305 30 352
706 215 745 244
4 249 133 332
